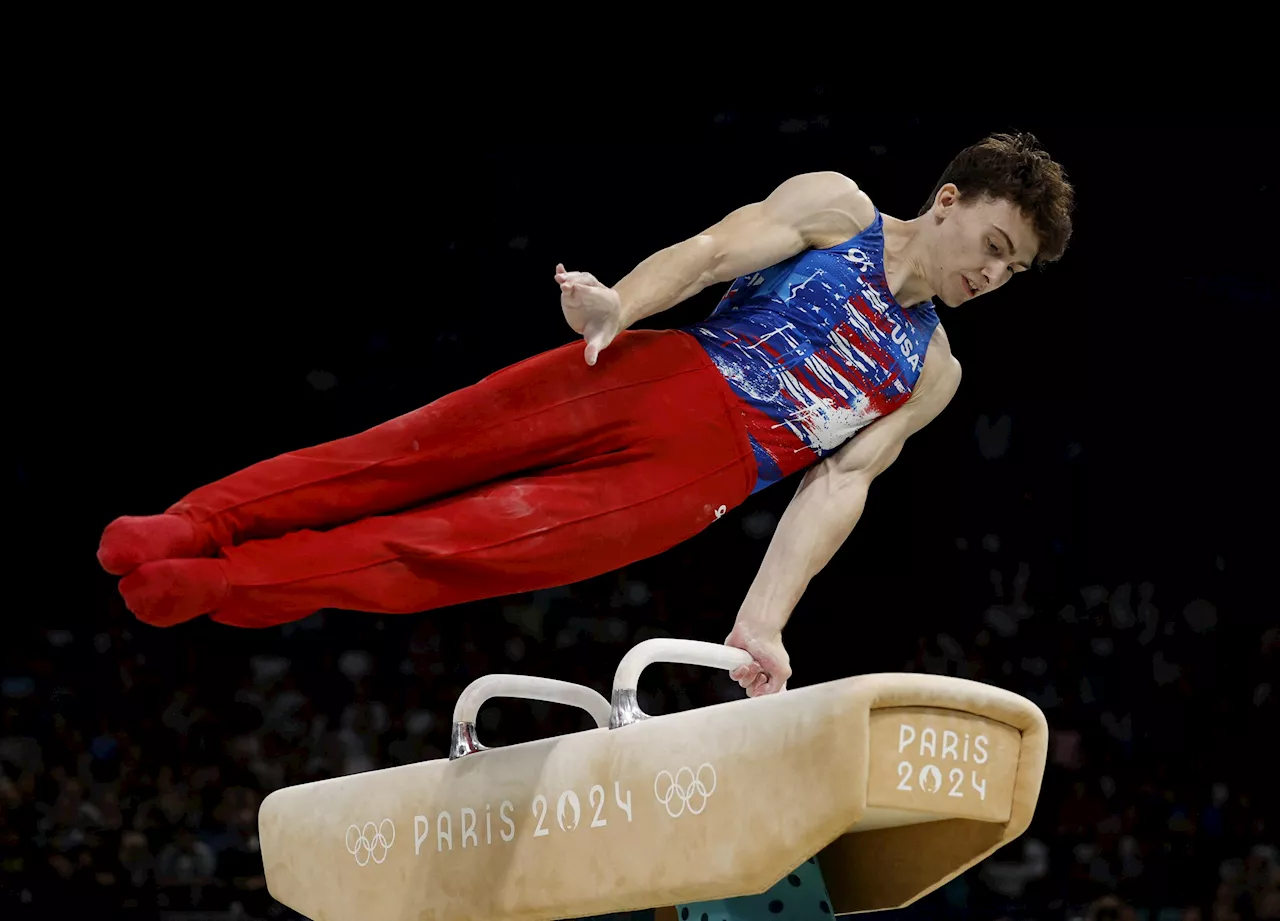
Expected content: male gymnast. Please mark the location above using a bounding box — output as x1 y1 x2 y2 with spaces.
97 131 1074 698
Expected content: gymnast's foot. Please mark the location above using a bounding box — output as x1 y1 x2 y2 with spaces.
118 559 230 627
97 514 206 575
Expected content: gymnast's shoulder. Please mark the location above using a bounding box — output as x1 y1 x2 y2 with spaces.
919 322 961 394
763 171 877 250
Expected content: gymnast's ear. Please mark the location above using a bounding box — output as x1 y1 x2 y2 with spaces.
931 183 963 216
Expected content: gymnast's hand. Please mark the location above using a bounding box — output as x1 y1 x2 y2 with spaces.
724 622 791 697
555 263 623 366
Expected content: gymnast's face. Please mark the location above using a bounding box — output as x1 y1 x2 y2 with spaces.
929 184 1038 307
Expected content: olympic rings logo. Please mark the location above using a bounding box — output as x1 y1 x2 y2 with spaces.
345 819 396 866
654 764 717 818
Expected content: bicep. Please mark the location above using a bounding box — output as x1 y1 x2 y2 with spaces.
697 172 872 285
827 351 962 479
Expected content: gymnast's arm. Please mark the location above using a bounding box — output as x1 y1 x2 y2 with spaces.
733 328 963 636
611 171 874 328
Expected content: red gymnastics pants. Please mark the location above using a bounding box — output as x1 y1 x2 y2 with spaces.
103 330 759 628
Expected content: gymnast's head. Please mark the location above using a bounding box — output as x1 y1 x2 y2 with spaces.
917 131 1075 308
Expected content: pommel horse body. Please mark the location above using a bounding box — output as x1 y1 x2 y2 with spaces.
256 639 1048 919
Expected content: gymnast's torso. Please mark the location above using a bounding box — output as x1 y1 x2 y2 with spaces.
682 209 941 493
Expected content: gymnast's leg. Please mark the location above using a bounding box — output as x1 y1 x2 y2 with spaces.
98 330 734 575
119 371 757 627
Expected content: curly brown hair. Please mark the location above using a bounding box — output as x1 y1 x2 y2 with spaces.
919 131 1075 266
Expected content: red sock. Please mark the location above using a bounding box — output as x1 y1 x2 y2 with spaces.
118 559 229 627
98 514 205 575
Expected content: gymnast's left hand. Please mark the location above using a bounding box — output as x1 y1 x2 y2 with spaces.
724 622 791 697
555 263 623 366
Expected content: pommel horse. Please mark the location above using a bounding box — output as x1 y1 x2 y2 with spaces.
257 639 1048 919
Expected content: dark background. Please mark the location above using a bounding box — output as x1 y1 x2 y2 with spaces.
3 92 1272 920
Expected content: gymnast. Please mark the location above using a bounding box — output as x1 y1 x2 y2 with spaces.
97 131 1074 698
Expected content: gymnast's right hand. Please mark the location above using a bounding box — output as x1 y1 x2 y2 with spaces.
555 263 623 366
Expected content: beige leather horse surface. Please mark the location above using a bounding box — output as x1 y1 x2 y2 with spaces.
258 641 1047 920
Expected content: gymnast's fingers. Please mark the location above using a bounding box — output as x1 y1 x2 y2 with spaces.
735 662 762 689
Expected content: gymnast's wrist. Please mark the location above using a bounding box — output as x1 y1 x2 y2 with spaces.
733 607 788 637
612 287 641 331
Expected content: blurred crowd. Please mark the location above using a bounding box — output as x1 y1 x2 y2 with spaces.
900 546 1274 919
0 509 1269 921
